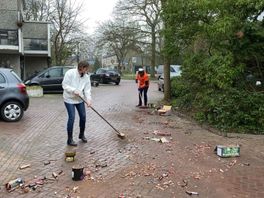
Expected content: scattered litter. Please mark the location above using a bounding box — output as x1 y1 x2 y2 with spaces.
52 172 58 179
160 137 169 143
215 145 240 157
158 105 172 116
5 178 24 191
240 162 250 166
153 130 171 136
19 164 31 170
65 151 76 162
44 161 51 165
95 159 108 168
186 190 199 195
178 179 188 187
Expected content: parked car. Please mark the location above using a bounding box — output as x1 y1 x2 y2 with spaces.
24 66 75 93
155 65 181 79
90 68 121 85
158 65 182 92
0 68 29 122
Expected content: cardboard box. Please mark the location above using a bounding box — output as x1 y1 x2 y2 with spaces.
158 105 172 116
215 145 240 157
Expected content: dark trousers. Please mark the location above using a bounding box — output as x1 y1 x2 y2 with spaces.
138 87 148 106
64 102 86 133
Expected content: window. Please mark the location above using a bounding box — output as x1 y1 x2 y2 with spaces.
0 73 6 83
47 68 62 77
0 30 18 45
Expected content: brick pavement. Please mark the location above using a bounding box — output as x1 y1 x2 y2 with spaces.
0 80 263 198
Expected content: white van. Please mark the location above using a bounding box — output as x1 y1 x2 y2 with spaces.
155 65 181 79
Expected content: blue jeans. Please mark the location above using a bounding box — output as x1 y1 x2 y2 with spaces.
64 102 86 133
138 87 148 106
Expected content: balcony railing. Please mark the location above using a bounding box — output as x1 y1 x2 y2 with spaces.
23 38 48 51
0 30 18 46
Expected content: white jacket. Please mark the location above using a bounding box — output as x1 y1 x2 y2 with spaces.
62 68 91 104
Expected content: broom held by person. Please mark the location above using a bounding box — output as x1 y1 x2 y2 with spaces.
62 61 92 146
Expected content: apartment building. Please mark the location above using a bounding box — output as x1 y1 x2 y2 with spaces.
0 0 50 80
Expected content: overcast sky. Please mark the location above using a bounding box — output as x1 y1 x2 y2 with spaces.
77 0 119 34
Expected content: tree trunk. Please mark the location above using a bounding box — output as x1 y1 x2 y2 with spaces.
151 27 156 78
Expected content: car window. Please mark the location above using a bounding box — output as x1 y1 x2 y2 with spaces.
0 73 6 83
10 70 22 82
96 69 105 74
63 67 72 75
171 66 180 72
45 68 62 77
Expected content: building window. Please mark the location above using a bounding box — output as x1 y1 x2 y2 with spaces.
0 30 18 45
24 38 48 51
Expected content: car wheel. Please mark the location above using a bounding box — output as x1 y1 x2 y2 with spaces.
0 101 24 122
115 81 120 85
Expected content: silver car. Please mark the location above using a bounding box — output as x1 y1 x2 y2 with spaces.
0 68 29 122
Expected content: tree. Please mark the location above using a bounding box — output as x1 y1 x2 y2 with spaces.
162 0 264 133
115 0 162 78
96 17 139 72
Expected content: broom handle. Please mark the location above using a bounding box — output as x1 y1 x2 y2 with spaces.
90 106 120 134
79 96 120 134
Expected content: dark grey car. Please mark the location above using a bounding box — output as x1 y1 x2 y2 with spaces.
90 68 121 85
24 66 75 93
0 68 29 122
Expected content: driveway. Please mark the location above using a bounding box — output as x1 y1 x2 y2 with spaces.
0 80 264 198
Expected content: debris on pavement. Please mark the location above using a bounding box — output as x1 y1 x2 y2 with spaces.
5 178 24 191
177 179 188 187
153 130 171 136
158 105 172 116
186 190 199 195
215 145 240 157
65 150 76 162
19 164 31 170
160 137 169 143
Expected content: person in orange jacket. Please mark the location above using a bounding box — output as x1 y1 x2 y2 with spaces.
135 68 149 107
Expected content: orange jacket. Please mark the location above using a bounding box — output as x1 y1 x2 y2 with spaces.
136 71 149 88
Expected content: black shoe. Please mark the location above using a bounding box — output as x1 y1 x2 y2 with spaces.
79 136 87 143
67 139 77 146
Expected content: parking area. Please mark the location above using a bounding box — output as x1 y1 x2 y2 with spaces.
0 80 264 198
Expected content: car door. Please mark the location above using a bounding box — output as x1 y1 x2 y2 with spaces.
39 68 63 92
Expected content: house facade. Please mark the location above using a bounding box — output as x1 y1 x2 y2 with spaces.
0 0 51 80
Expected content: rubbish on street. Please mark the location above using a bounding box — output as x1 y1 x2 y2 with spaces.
186 190 199 195
215 145 240 157
52 172 58 179
158 105 172 116
19 164 31 170
44 161 51 165
5 178 24 191
72 166 85 181
153 130 171 136
160 137 169 143
65 150 76 162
